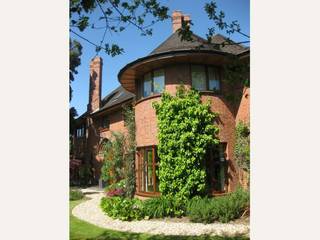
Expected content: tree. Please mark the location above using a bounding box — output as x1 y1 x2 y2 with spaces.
153 86 220 199
69 0 169 127
69 0 169 56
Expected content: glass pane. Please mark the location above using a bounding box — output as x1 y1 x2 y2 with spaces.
191 65 206 91
147 164 154 192
143 73 152 97
155 164 159 192
145 149 154 192
153 69 165 94
208 67 220 91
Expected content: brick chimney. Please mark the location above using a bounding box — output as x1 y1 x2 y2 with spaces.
172 10 191 33
88 56 102 113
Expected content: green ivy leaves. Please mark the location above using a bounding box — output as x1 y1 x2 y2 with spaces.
153 86 220 199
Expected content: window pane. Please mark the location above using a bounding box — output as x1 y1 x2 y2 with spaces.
143 73 152 97
101 117 110 128
153 69 165 94
208 67 220 91
155 164 159 192
191 65 206 91
145 149 153 192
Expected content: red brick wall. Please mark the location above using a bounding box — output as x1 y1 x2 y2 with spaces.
236 87 250 124
135 97 160 147
134 64 242 191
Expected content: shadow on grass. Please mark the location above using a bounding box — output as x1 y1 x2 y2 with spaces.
90 229 249 240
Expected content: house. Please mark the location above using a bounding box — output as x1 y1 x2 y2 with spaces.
72 11 250 197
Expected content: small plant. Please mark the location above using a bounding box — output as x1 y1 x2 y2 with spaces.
69 189 84 201
187 188 249 223
100 196 144 221
104 180 126 197
143 196 187 218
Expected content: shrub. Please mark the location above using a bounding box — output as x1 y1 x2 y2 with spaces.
143 196 187 218
70 189 84 201
153 86 220 199
187 188 249 223
104 180 126 197
100 197 144 221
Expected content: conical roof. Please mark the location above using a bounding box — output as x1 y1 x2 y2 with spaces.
149 32 248 56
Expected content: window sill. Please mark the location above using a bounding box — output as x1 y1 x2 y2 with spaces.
136 93 162 105
135 191 160 197
199 90 222 96
99 127 110 133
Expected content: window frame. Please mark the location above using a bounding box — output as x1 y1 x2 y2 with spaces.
190 64 222 93
136 145 160 197
99 116 110 131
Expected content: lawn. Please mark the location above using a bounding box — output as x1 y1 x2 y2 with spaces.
70 199 249 240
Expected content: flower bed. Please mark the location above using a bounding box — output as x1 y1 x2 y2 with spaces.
100 188 249 223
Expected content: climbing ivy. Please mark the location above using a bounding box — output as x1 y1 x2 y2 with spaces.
122 105 136 198
100 132 126 185
100 105 136 198
153 86 220 199
234 121 250 172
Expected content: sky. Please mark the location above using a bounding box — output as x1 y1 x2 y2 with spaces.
70 0 250 116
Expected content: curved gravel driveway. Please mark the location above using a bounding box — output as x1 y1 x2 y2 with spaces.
72 189 249 237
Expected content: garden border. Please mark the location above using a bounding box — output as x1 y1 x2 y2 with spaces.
72 188 249 237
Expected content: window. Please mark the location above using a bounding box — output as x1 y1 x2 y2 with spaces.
143 73 152 97
206 143 227 192
153 69 165 94
191 65 221 91
142 69 165 98
208 67 221 91
76 125 85 138
137 146 159 195
191 65 206 91
101 116 110 129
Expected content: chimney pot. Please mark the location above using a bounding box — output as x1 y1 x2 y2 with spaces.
172 10 191 33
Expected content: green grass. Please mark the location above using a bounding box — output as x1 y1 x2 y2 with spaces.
70 199 249 240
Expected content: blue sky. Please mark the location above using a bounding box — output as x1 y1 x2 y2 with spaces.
70 0 250 116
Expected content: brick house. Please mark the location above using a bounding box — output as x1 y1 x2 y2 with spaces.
72 11 250 197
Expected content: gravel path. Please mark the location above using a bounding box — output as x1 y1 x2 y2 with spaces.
72 189 250 237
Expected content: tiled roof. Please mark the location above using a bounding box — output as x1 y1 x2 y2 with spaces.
149 32 248 56
99 85 135 111
77 86 135 118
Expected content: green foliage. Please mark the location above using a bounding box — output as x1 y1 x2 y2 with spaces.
143 196 187 218
187 188 249 223
69 39 82 101
234 122 250 172
79 163 93 186
70 189 84 201
100 105 136 198
123 105 136 198
100 132 126 184
100 196 144 221
153 86 219 199
70 0 169 56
